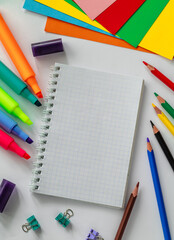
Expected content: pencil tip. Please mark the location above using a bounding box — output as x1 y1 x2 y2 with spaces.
154 92 158 97
132 182 140 196
152 103 156 108
147 138 150 142
150 120 154 127
142 61 148 66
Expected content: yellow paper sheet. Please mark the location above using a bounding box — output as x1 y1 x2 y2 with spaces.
139 0 174 60
34 0 110 33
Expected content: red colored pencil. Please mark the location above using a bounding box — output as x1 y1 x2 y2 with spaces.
143 61 174 91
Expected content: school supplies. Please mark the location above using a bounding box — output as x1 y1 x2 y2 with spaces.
0 129 30 159
0 109 33 144
0 179 15 213
0 87 32 125
23 0 120 39
0 61 41 107
87 229 103 240
139 0 174 60
143 62 174 91
147 138 171 240
31 38 64 57
114 182 139 240
22 215 40 232
152 104 174 136
34 0 109 32
154 93 174 119
74 0 116 20
31 63 143 208
95 0 146 35
150 121 174 171
0 14 43 98
45 18 151 54
117 0 169 47
55 209 74 228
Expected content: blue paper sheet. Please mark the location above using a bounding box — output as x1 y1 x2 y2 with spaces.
23 0 119 39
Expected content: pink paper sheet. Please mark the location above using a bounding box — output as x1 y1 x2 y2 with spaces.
74 0 116 20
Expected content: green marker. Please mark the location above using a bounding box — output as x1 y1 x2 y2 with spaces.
0 87 32 125
154 92 174 119
0 61 41 107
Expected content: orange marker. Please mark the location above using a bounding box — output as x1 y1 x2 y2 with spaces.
0 14 43 98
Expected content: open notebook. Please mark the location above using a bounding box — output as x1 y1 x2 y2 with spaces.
31 63 144 208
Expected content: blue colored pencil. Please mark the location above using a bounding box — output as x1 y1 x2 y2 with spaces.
147 138 171 240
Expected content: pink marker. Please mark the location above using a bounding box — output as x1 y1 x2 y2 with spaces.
0 129 30 159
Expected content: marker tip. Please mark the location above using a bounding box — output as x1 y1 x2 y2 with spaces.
23 153 31 160
26 137 33 144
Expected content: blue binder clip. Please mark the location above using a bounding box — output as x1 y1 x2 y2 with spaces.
86 229 104 240
55 209 74 228
22 215 40 233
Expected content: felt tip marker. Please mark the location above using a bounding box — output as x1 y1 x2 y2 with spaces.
0 61 41 107
0 109 33 144
0 87 32 125
0 14 43 98
0 129 30 159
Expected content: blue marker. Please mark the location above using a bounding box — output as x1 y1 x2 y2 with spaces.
0 109 33 144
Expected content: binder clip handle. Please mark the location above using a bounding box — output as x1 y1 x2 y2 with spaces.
65 209 74 219
22 223 32 233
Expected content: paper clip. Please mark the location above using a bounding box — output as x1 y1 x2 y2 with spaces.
86 229 104 240
55 209 74 228
22 215 40 233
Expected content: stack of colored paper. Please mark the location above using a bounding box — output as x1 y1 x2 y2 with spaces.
23 0 174 59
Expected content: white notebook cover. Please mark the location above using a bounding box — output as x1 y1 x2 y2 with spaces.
31 63 144 208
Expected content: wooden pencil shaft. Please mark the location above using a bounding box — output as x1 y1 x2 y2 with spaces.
155 132 174 171
162 102 174 119
115 194 136 240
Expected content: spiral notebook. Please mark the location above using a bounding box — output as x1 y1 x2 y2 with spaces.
31 63 144 208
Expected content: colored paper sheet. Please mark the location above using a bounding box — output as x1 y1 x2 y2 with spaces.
23 0 119 39
139 0 174 60
45 17 152 54
117 0 169 47
73 0 116 20
65 0 87 12
34 0 111 33
96 0 146 35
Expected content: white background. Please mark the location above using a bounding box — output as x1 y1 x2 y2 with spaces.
0 1 174 239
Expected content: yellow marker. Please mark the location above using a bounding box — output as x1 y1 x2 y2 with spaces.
0 88 32 125
152 103 174 135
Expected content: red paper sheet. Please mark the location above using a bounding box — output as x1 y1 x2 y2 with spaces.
96 0 146 35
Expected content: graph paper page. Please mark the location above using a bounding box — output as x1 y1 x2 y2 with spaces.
32 63 143 208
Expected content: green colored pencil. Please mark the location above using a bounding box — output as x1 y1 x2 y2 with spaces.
154 93 174 119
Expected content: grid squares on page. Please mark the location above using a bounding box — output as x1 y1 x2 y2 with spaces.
34 63 143 208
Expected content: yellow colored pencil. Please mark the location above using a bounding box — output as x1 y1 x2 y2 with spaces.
152 103 174 136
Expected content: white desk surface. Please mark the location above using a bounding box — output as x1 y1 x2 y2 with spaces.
0 1 174 239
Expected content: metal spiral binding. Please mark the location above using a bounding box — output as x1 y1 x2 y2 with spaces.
31 65 60 191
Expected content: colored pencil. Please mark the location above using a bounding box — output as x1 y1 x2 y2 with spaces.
152 104 174 136
114 182 139 240
150 121 174 171
154 93 174 119
143 61 174 91
147 138 171 240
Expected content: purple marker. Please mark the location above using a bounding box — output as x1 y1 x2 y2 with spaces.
0 179 15 213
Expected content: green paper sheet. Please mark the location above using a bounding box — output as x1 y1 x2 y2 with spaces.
117 0 169 47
